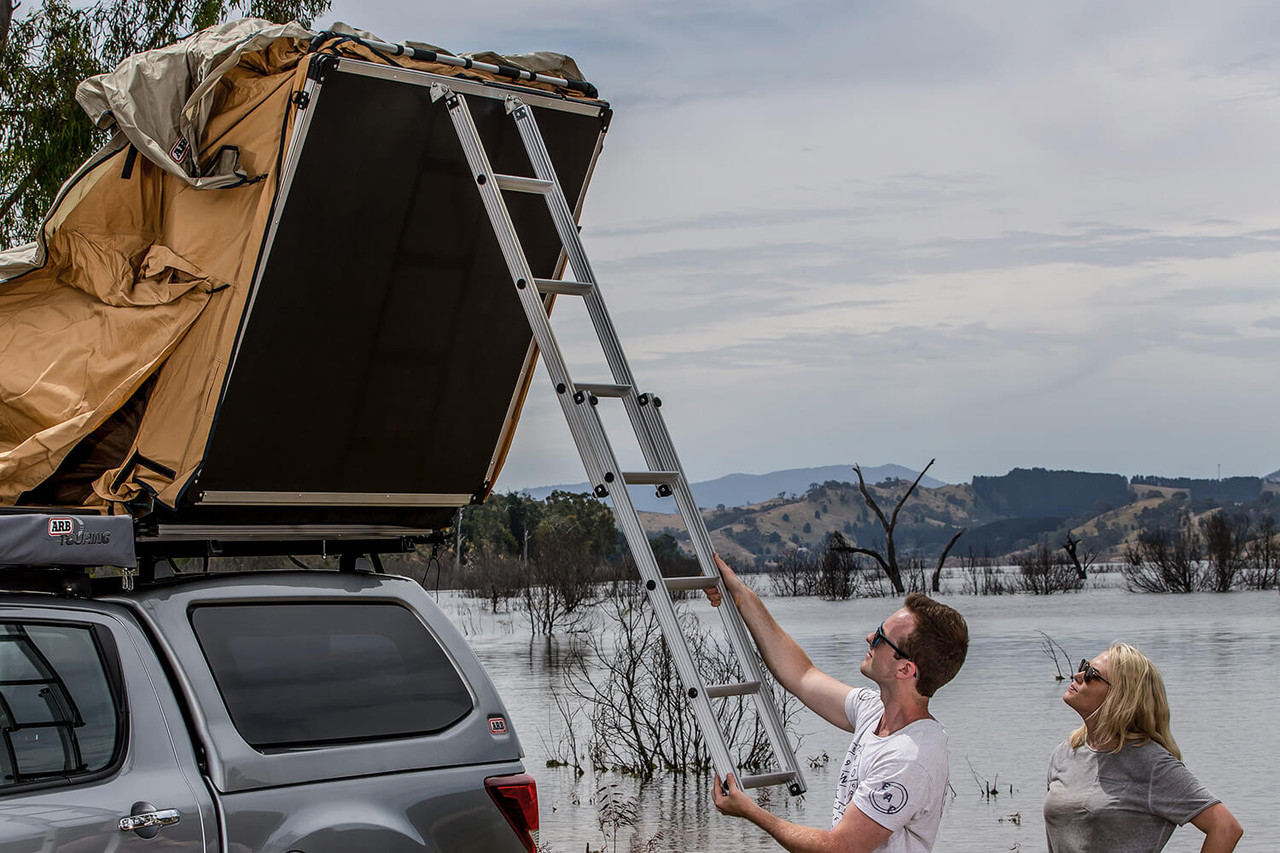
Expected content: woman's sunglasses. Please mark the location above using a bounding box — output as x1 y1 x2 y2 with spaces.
1077 659 1111 686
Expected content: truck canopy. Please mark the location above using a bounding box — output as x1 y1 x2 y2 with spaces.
0 18 609 551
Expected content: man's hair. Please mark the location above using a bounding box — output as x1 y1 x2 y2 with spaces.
899 593 968 697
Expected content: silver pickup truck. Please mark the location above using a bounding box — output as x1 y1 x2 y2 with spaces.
1 569 536 852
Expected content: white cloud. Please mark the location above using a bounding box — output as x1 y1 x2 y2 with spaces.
325 0 1280 486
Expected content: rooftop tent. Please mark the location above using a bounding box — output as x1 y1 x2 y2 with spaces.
0 19 610 546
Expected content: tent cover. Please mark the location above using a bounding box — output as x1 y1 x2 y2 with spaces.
0 19 610 549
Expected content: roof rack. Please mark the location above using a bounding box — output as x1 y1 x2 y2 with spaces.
1 508 441 595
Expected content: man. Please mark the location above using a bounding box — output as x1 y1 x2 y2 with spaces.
707 554 968 853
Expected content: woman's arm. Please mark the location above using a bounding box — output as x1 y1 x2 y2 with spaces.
1190 803 1243 853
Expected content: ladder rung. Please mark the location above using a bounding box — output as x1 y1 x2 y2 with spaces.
577 383 632 398
705 681 761 699
622 470 678 485
534 278 593 296
494 174 554 195
663 576 718 591
739 771 799 790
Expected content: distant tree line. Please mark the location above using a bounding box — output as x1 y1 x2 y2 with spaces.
971 468 1130 518
1130 475 1264 503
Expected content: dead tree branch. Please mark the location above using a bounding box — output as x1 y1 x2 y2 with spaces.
1061 531 1094 581
846 459 937 594
930 527 967 593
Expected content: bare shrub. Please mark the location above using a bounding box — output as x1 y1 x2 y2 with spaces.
558 591 797 779
462 545 525 612
1201 512 1250 592
1016 543 1084 594
1122 515 1202 593
960 547 1007 595
1242 515 1279 589
815 532 861 601
770 548 819 597
1038 631 1072 682
524 524 600 635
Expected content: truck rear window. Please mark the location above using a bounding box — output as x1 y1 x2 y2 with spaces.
190 602 473 748
0 622 122 789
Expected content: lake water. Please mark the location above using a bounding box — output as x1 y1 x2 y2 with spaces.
443 580 1279 853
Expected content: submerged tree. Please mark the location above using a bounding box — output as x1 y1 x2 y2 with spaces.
1017 542 1084 595
1201 511 1250 593
839 459 964 594
0 0 330 246
1061 531 1096 581
1122 515 1202 593
1243 514 1279 589
556 589 795 779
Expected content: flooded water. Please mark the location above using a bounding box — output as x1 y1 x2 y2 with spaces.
444 580 1279 853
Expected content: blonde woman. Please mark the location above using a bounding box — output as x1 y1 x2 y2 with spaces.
1044 643 1242 853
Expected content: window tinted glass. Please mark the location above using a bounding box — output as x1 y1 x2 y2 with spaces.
0 622 121 788
190 603 473 748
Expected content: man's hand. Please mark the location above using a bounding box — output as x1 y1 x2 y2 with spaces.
712 773 757 820
708 553 745 608
713 772 896 853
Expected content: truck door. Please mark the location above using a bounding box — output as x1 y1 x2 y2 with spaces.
0 607 216 853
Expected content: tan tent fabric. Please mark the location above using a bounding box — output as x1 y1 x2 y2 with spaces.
75 18 314 189
0 18 598 515
1 37 308 508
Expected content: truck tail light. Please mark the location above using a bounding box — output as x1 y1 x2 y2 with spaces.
486 772 539 852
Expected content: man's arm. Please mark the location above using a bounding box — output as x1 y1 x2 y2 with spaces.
709 554 854 730
713 774 893 853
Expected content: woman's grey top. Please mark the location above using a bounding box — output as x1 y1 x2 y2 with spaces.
1043 739 1218 853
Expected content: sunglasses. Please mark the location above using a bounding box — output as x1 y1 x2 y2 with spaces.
872 623 913 661
1077 659 1111 686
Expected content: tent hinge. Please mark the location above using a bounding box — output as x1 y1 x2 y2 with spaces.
292 90 311 110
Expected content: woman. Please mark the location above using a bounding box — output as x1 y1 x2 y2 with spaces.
1044 643 1243 853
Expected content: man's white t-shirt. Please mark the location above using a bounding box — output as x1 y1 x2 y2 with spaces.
831 688 950 853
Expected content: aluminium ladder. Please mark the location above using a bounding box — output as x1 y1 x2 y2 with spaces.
431 82 806 796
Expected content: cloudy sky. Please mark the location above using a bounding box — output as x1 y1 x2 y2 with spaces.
327 0 1280 488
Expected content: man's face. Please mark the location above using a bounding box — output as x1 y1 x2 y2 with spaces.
859 607 916 683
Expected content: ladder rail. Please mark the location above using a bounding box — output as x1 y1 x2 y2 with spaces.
433 84 614 493
507 102 675 476
441 86 806 795
513 91 805 794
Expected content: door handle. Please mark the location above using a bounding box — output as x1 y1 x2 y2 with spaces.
119 806 181 835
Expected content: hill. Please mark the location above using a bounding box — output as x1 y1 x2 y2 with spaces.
643 478 1000 566
640 469 1280 567
520 463 945 512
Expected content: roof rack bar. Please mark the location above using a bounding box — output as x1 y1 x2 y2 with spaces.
314 32 599 98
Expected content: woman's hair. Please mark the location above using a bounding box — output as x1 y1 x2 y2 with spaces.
1069 642 1181 760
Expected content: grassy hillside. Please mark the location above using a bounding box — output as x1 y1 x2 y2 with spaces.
639 479 1280 567
641 478 1001 567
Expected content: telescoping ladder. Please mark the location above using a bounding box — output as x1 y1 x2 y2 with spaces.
431 82 806 796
